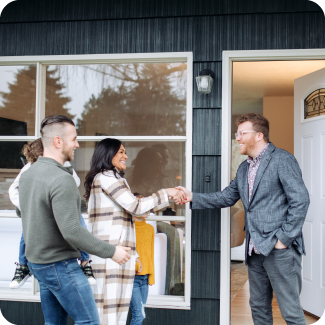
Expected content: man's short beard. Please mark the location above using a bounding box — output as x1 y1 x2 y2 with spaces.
241 136 256 156
62 147 73 162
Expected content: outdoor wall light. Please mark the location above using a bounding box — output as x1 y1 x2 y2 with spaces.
196 69 215 94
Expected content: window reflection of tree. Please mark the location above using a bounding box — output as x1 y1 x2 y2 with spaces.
0 66 73 136
0 67 73 210
76 63 187 136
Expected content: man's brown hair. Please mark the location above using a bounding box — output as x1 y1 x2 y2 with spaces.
236 113 270 143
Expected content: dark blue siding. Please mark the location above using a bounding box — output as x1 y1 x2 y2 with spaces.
0 13 324 60
0 0 321 22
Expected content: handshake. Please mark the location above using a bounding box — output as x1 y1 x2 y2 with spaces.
165 186 193 205
113 186 193 265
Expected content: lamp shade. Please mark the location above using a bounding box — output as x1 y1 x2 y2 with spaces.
196 69 215 94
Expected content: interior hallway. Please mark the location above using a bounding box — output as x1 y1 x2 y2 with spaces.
231 281 319 325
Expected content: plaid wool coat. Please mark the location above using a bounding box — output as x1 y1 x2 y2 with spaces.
87 170 169 325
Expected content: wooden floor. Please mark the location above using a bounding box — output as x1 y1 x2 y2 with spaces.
231 280 318 325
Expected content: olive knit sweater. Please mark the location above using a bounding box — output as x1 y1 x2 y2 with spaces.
135 219 155 285
19 156 116 264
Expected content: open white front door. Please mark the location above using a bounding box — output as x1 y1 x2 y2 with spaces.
294 68 325 317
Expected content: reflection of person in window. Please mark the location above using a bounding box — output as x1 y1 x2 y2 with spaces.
128 147 174 197
128 147 182 295
84 139 184 325
151 143 170 172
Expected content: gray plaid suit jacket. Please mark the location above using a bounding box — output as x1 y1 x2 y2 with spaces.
191 142 310 261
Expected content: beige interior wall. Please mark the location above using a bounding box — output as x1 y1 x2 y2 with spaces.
263 96 294 154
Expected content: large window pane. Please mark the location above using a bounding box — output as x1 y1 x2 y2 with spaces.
45 63 187 136
0 142 26 211
73 141 185 216
0 66 36 136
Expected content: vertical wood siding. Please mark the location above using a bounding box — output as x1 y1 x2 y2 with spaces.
193 62 222 109
0 0 321 22
192 109 221 155
0 1 323 324
0 13 324 60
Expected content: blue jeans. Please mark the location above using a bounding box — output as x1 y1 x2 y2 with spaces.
248 247 306 325
130 275 149 325
19 216 89 265
28 258 100 325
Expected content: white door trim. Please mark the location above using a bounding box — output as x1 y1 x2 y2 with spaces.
220 48 325 325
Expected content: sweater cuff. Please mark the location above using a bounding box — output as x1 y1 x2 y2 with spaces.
107 245 116 259
148 273 155 285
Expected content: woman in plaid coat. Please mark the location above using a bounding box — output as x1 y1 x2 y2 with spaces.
84 138 182 325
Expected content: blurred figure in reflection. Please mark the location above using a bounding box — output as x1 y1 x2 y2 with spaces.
151 143 170 172
128 147 182 295
128 147 174 197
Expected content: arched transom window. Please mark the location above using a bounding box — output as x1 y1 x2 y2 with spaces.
304 88 325 119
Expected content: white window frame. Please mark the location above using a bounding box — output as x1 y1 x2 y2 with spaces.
221 48 325 325
0 52 193 309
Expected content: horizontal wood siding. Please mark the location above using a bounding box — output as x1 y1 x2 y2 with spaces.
0 1 324 324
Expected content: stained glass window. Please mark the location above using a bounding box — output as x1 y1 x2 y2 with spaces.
304 89 325 119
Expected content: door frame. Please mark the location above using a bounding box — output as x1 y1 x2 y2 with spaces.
220 48 325 325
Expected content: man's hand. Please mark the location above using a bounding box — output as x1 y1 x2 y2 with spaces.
165 188 186 204
175 186 193 203
275 239 287 249
112 246 131 265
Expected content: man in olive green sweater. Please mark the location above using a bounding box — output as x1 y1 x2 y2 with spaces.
19 115 131 325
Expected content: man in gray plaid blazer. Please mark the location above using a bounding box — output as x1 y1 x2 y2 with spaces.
179 113 310 325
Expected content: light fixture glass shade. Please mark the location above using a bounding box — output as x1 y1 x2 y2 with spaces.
196 75 214 94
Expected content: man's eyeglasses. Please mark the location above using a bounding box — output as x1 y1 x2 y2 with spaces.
235 131 257 139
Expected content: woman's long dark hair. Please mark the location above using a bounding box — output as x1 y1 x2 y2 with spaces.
84 138 122 201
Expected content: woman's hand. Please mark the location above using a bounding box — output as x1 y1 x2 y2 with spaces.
165 188 186 204
175 186 193 202
136 258 143 273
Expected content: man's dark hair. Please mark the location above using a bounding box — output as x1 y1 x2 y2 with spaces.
40 115 75 147
40 115 75 135
236 113 270 143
